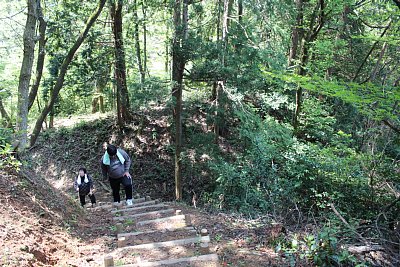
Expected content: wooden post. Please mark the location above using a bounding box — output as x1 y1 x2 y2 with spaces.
104 255 114 267
200 229 209 253
200 229 208 236
185 214 192 226
200 241 210 254
116 223 123 232
118 236 126 248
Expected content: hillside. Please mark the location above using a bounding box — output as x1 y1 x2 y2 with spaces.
1 107 398 266
0 110 284 266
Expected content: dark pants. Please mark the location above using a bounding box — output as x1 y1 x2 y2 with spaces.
109 175 133 202
79 194 96 206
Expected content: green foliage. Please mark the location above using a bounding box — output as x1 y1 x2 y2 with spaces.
277 227 363 267
205 102 398 220
128 77 170 110
0 127 20 170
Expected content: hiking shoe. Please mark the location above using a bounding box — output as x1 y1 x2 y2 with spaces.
126 199 133 206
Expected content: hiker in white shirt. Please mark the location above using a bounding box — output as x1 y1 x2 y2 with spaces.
74 167 96 207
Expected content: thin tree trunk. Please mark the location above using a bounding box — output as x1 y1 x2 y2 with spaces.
17 0 37 151
293 0 325 133
30 0 106 147
133 0 145 83
110 0 130 127
214 0 232 143
288 0 303 67
172 0 189 201
369 42 387 82
28 0 46 111
142 0 148 76
238 0 243 23
352 21 391 82
49 108 54 128
0 98 11 127
92 69 109 114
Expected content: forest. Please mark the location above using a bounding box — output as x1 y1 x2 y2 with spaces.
0 0 399 266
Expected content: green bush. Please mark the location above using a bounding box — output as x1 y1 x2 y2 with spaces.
207 104 398 220
0 127 20 170
277 227 365 267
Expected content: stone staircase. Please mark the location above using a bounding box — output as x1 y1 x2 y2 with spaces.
95 196 219 267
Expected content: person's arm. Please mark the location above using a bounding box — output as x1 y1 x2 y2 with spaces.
73 176 79 191
100 157 108 180
120 149 132 176
88 175 94 190
88 175 95 194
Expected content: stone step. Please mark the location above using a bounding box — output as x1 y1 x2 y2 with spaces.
112 204 168 217
115 218 190 234
117 226 195 239
117 254 219 267
112 201 162 213
118 235 210 250
113 209 175 222
105 246 215 266
96 197 149 210
137 215 185 226
118 227 198 246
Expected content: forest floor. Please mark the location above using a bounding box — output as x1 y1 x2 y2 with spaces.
1 111 289 266
0 168 285 266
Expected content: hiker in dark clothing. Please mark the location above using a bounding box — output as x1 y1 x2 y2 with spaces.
74 167 96 207
101 144 133 206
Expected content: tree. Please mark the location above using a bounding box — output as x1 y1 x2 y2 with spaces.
30 0 107 147
172 0 189 200
132 0 145 83
290 0 326 132
16 0 37 151
28 0 46 111
110 0 130 127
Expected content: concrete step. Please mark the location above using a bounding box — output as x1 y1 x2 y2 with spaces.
112 204 168 216
118 254 219 267
113 209 176 222
118 227 198 246
118 235 209 250
104 236 213 266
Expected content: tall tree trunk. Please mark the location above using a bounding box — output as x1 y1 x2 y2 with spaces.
293 0 325 133
28 0 46 111
110 0 130 127
214 0 232 143
17 0 37 151
238 0 243 23
133 0 145 83
30 0 106 147
49 108 54 128
172 0 188 201
352 21 391 82
369 42 387 82
142 0 148 76
287 0 303 67
92 65 109 113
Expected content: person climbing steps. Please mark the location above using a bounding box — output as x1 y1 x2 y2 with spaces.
101 144 134 206
74 167 96 207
